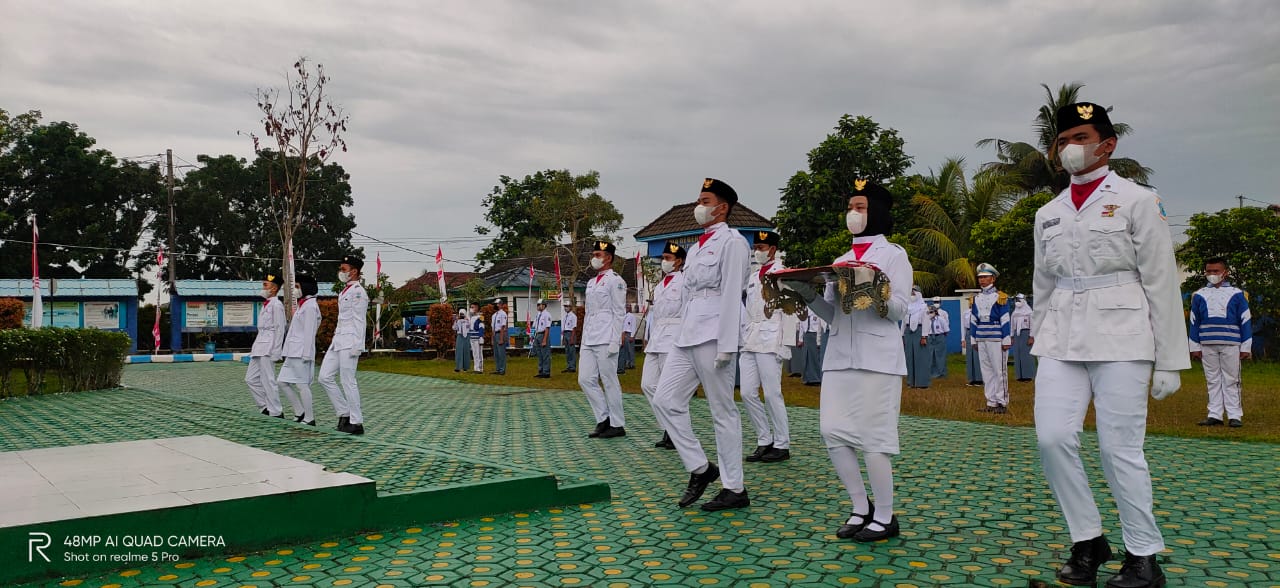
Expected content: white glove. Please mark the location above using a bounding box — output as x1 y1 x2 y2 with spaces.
781 280 818 302
608 341 620 355
348 348 363 359
714 353 733 369
1150 370 1180 400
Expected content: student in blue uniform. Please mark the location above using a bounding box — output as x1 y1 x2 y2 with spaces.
1189 258 1252 428
970 263 1010 413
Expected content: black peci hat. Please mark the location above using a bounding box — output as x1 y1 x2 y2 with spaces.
265 273 284 286
754 231 780 246
662 241 687 259
341 254 364 270
593 240 617 255
1055 102 1114 136
700 178 738 205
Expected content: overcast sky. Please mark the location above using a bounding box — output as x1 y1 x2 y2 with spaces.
2 0 1277 286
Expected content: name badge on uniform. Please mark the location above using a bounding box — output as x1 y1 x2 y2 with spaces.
1041 218 1061 229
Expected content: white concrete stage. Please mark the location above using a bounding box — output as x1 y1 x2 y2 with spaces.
0 436 369 528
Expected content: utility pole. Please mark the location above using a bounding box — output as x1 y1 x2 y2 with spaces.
1237 194 1244 209
166 149 177 293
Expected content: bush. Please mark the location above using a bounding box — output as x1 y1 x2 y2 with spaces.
0 298 25 330
427 303 456 355
316 299 339 353
0 328 131 397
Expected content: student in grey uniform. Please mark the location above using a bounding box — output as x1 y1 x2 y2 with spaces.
801 314 824 386
928 297 950 379
902 288 931 388
561 304 578 373
491 299 508 375
1009 293 1036 381
319 254 369 435
532 300 553 378
246 273 286 417
789 318 805 378
618 307 638 374
964 321 983 386
453 310 470 372
277 273 320 426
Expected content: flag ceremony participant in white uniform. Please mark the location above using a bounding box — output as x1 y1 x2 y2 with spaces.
246 274 286 417
927 297 950 378
642 242 689 450
468 302 485 373
1010 293 1036 381
561 303 578 373
1189 258 1252 428
741 230 797 464
1031 102 1190 588
578 241 628 438
492 299 509 375
277 274 321 426
532 300 553 377
971 263 1011 413
784 179 911 542
653 178 751 511
319 254 369 435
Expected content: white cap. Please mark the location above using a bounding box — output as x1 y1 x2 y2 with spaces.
932 296 941 303
976 263 999 277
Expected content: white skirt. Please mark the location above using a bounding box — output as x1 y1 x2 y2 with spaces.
277 358 314 384
819 369 902 455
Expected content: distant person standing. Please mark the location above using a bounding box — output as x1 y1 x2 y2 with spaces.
902 287 931 389
491 299 508 375
277 274 320 426
246 273 286 417
618 306 638 374
561 303 579 373
801 313 825 386
532 300 553 378
469 302 485 373
1010 293 1036 381
964 320 983 386
1190 258 1252 428
970 263 1010 413
453 309 470 372
928 297 950 379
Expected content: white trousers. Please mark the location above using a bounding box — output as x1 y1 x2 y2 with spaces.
245 357 282 416
470 339 484 372
1035 358 1163 556
278 380 314 422
976 341 1009 407
641 352 668 429
740 351 789 449
1201 343 1243 420
319 351 363 425
653 342 744 493
578 344 625 427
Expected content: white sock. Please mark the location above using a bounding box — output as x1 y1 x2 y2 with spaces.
827 446 869 516
864 451 895 526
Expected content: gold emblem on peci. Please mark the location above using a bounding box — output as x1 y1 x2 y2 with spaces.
1077 104 1094 120
854 179 868 191
669 244 678 253
703 178 714 189
267 274 276 281
598 242 608 251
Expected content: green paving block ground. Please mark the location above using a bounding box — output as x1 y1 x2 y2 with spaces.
8 362 1280 587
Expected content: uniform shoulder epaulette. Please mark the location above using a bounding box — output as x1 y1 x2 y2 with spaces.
997 291 1008 305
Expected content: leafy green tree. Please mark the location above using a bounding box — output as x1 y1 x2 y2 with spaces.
977 82 1150 194
969 192 1055 298
773 115 913 267
456 278 497 306
1176 207 1280 357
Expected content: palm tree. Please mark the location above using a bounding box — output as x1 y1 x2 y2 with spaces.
976 82 1152 193
907 157 1021 295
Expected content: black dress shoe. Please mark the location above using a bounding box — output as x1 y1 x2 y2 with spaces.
977 405 996 413
761 447 791 462
853 515 899 542
1229 418 1243 428
1105 551 1164 588
654 432 675 449
337 416 351 433
745 444 773 462
702 488 750 511
1197 417 1223 426
1056 535 1113 586
598 426 626 439
836 503 874 539
261 408 270 415
273 413 285 419
993 405 1008 414
678 463 720 507
588 420 609 438
294 415 306 423
347 424 365 435
304 420 316 426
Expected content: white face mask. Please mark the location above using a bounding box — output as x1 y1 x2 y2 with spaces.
292 286 302 299
1058 142 1104 175
261 288 275 299
660 260 676 273
693 203 719 225
753 250 771 265
590 257 605 270
1206 274 1223 286
846 210 866 234
337 271 350 283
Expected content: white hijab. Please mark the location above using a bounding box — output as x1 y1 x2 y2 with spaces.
907 291 927 330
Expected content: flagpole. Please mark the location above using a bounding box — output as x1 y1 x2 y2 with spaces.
373 252 382 349
30 215 42 329
153 249 165 352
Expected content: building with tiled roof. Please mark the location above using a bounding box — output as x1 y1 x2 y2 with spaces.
633 203 774 257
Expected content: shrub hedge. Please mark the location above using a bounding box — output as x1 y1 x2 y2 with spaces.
0 298 25 330
0 328 132 397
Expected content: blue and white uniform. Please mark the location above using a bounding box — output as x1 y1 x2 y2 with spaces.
1189 281 1252 421
970 287 1011 408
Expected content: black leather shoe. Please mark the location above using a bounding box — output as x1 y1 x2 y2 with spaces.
745 444 773 462
702 488 750 511
1197 417 1223 426
853 515 899 542
347 424 364 435
1105 551 1164 588
678 463 720 508
761 447 791 462
304 420 316 426
598 426 626 439
654 432 675 449
977 406 995 413
993 405 1008 414
261 408 270 415
337 416 351 432
836 503 874 539
1056 535 1113 586
294 415 306 423
1229 418 1243 428
588 420 609 438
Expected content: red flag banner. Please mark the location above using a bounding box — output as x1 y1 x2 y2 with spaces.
153 249 165 351
30 215 42 328
436 246 447 302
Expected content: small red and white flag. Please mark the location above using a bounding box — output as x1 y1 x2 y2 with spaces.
554 253 562 294
634 251 648 314
526 264 535 336
435 246 447 302
373 252 383 343
153 249 165 351
30 215 41 328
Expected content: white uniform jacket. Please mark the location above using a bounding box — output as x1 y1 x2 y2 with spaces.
250 297 285 359
807 235 911 376
622 313 638 336
329 282 369 352
582 269 627 346
1031 170 1191 371
282 297 321 361
675 223 750 353
645 271 685 355
742 261 798 358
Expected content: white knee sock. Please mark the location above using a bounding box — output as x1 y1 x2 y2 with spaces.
863 451 895 526
828 446 870 518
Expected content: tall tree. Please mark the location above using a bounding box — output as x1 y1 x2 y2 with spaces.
251 57 349 316
0 113 163 279
977 82 1150 194
773 115 914 267
969 191 1055 298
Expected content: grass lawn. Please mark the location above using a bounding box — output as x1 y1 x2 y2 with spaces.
360 352 1280 444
